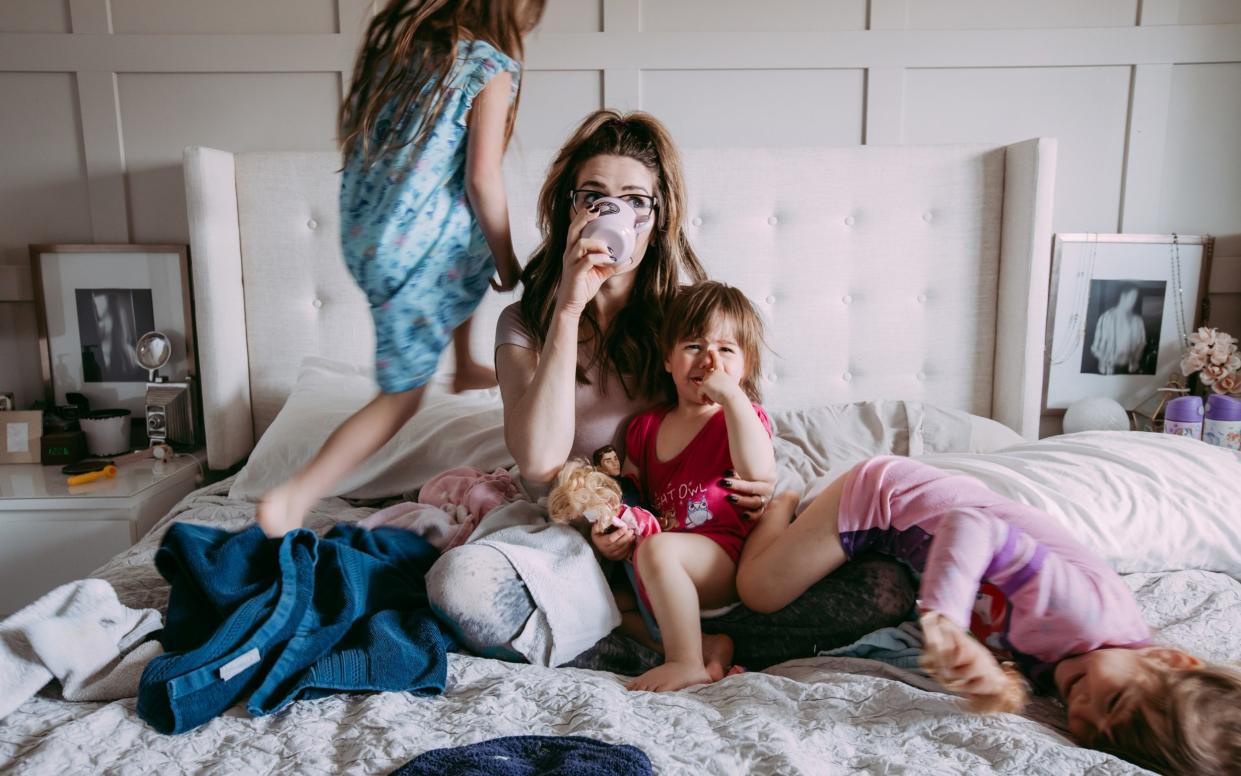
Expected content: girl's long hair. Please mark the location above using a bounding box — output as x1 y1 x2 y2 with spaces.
519 110 707 400
339 0 545 167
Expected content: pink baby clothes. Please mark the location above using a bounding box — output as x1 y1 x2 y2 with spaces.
360 467 520 550
421 467 518 517
837 456 1150 674
358 501 466 551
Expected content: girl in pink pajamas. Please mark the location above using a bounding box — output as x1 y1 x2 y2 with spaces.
737 456 1241 776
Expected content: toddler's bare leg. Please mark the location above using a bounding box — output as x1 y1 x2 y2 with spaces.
627 534 736 692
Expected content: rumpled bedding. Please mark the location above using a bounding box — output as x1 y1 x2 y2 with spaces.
2 474 1239 775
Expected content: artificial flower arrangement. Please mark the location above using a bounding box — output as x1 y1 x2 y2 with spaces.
1180 327 1241 396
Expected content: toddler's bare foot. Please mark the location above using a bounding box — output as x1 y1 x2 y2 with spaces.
702 633 735 682
627 660 713 693
256 482 314 538
452 362 498 392
919 611 1028 714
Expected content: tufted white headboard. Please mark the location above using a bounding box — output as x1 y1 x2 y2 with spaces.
184 140 1055 470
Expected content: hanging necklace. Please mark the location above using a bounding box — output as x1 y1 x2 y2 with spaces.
1169 233 1191 348
1050 234 1097 365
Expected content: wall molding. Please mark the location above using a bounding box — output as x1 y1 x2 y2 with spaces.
1 25 1238 72
601 0 641 111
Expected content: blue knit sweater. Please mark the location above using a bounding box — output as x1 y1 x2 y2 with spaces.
138 523 453 734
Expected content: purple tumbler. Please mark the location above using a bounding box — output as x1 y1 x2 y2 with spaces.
1204 394 1241 449
1163 396 1204 440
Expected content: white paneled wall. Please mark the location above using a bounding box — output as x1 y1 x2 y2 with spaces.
1 0 1239 424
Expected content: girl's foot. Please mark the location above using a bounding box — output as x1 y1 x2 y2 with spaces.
255 481 314 538
452 361 498 392
702 633 735 682
919 611 1028 714
627 660 713 693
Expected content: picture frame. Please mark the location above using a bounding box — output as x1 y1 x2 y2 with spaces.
29 244 197 418
1043 233 1213 413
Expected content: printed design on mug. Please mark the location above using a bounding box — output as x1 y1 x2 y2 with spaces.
685 493 713 528
592 199 621 216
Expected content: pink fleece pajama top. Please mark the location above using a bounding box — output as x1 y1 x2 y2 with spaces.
839 456 1150 678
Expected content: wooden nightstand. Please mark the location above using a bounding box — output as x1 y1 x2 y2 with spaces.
0 451 204 616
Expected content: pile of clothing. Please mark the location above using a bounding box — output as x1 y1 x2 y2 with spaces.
138 522 454 734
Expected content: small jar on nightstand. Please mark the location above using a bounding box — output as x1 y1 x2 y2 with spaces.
0 449 205 616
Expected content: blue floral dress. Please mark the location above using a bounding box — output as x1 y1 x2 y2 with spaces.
340 39 520 393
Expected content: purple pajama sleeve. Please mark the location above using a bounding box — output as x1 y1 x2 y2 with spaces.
837 457 1150 667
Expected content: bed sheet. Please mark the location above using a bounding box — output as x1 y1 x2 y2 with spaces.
3 479 1239 775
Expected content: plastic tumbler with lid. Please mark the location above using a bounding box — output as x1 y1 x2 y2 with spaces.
1163 396 1204 439
1203 394 1241 449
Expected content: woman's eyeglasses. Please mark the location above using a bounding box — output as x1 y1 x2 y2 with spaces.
569 189 657 217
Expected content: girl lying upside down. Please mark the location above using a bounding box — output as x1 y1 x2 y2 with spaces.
736 456 1241 776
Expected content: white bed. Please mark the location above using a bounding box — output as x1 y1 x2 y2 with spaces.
4 139 1241 775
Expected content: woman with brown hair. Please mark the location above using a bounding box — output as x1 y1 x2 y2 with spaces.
427 109 915 674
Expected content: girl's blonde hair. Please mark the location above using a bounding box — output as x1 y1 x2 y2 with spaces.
660 281 767 404
518 110 708 401
1095 659 1241 775
339 0 545 167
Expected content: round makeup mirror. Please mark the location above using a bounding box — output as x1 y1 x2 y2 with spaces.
136 331 172 381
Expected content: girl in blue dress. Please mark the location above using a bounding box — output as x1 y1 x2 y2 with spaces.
258 0 546 537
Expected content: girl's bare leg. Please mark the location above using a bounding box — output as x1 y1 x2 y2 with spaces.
628 533 737 692
736 471 851 614
257 386 425 536
451 318 498 392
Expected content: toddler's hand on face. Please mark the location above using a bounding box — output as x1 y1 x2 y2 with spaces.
698 367 743 405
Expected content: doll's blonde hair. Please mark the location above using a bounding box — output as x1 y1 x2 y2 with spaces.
547 458 621 530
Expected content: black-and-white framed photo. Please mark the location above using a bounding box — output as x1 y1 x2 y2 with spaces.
29 244 196 417
1044 234 1213 412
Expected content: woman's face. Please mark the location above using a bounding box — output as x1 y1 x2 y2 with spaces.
1118 288 1139 313
572 154 658 278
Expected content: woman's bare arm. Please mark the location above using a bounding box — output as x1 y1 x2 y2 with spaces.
496 309 583 484
496 205 620 484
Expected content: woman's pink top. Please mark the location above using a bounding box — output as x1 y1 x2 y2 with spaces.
839 456 1150 678
495 302 652 461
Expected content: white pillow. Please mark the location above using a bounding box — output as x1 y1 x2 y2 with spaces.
771 399 1023 501
924 432 1241 577
229 357 512 501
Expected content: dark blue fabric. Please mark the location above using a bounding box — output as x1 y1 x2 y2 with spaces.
391 736 652 776
138 523 454 734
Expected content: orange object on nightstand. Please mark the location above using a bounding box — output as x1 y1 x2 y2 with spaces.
67 465 117 486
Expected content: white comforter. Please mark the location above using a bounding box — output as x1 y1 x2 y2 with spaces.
2 431 1239 775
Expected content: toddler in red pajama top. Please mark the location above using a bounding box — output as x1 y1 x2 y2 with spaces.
597 281 775 694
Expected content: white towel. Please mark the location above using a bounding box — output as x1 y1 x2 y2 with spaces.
470 501 621 667
0 578 163 719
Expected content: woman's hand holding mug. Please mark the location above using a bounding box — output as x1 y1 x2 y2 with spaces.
556 206 623 317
